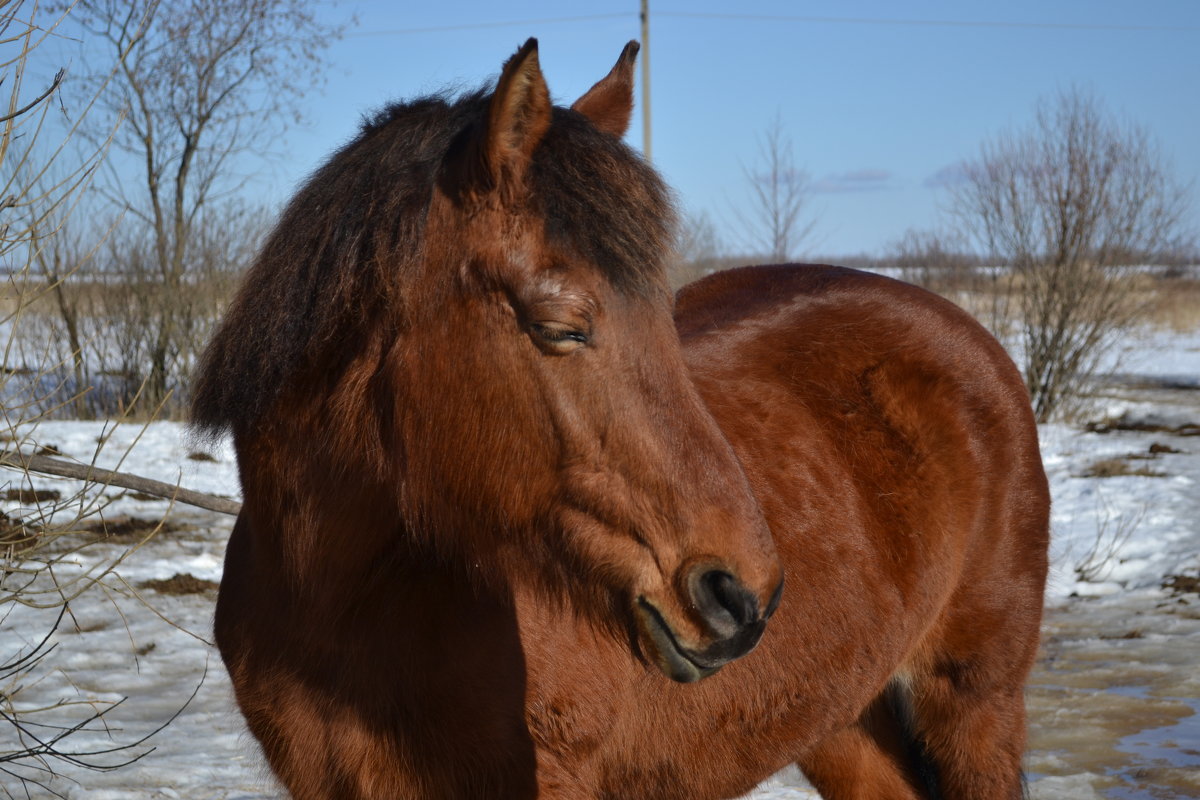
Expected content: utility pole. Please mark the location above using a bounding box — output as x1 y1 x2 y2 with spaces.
640 0 651 161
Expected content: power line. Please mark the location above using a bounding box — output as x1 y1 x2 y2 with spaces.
344 11 1199 37
657 11 1200 34
345 14 629 37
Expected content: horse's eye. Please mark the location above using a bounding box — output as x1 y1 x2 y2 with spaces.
531 322 589 354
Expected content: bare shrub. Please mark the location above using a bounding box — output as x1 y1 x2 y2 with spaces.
887 228 974 290
1080 456 1166 479
70 203 266 417
1073 493 1146 584
949 88 1194 422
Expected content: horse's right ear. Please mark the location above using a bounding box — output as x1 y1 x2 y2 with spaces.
463 38 552 199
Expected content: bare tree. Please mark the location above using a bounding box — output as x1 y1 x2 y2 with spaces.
887 228 973 289
86 201 267 415
882 227 1019 336
0 3 188 793
736 114 815 262
669 210 726 289
949 88 1193 421
64 0 346 415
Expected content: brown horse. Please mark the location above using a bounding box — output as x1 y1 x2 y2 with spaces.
193 39 1049 800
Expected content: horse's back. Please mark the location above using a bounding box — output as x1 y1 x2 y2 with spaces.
676 264 1028 409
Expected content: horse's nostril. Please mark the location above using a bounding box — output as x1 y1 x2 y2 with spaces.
693 569 759 635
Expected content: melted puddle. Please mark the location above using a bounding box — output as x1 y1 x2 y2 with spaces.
1118 700 1200 767
1026 593 1200 798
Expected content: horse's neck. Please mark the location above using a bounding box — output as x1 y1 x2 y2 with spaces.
237 422 624 670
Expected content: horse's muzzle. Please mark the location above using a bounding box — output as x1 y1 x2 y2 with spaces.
635 570 782 683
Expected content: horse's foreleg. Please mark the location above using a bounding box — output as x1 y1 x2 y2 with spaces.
795 693 930 800
903 573 1042 799
909 675 1029 800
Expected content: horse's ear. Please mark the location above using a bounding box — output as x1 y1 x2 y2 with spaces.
473 38 551 195
571 41 639 138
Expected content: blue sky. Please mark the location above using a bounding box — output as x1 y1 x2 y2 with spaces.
286 1 1199 257
46 1 1200 258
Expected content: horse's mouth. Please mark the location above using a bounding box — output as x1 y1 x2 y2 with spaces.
634 598 723 683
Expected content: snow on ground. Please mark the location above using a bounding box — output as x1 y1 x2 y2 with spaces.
2 328 1198 799
1041 328 1200 601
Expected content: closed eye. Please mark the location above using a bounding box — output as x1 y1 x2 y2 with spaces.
531 322 590 353
533 324 587 343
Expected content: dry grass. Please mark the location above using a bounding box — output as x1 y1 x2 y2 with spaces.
876 266 1200 335
1139 276 1200 332
2 272 236 318
944 271 1200 334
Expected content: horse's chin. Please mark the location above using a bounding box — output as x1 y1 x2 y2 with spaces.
633 598 722 683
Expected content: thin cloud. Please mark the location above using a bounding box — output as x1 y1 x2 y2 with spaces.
812 168 894 193
925 161 971 188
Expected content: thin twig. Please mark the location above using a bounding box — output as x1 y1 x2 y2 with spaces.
0 69 64 124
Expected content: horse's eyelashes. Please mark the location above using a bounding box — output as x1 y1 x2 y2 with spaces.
534 324 586 342
548 328 588 343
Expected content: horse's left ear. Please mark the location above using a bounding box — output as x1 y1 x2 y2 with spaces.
571 41 639 138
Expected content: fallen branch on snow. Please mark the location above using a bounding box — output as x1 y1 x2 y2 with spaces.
0 452 242 516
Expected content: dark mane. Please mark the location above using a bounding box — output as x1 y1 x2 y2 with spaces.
531 107 675 291
191 86 675 437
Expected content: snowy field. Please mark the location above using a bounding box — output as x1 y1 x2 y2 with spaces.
2 327 1199 799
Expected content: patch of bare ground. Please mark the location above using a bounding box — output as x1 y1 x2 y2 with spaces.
1073 439 1188 479
80 515 191 543
4 487 63 502
0 509 32 543
136 572 219 598
1079 456 1168 479
1086 417 1200 436
125 491 165 501
1163 574 1200 597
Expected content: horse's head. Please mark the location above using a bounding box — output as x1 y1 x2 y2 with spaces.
382 40 782 682
196 39 783 683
